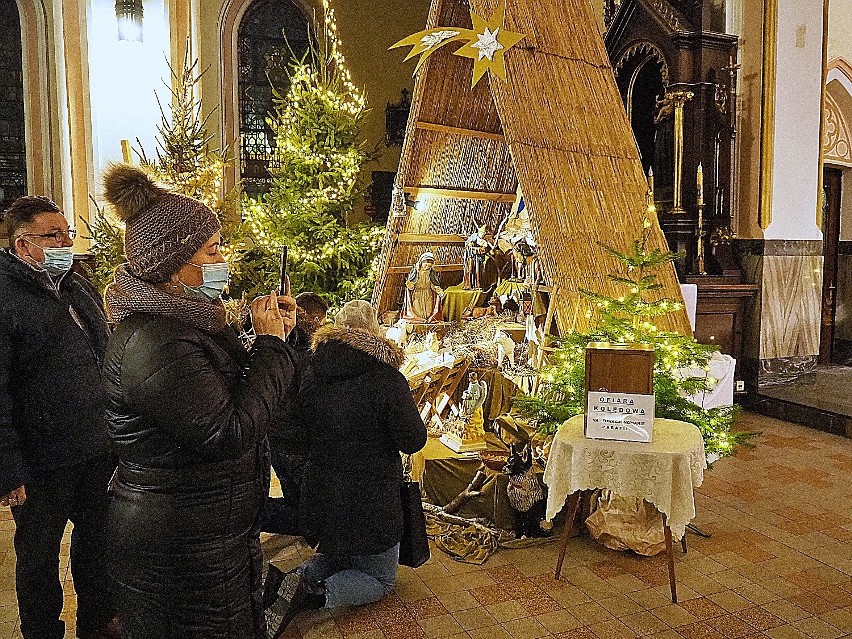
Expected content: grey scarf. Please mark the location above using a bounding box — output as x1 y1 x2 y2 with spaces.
105 264 227 333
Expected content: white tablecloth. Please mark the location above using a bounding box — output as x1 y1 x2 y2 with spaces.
543 415 706 538
679 284 698 331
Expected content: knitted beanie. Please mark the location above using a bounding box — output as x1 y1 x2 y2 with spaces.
102 163 221 283
334 300 381 336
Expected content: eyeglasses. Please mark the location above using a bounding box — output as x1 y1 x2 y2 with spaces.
22 229 77 242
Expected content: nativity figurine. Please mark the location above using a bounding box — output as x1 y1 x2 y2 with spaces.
402 251 445 323
441 371 489 453
462 224 491 290
510 233 539 285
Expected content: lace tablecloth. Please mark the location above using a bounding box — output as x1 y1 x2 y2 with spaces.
543 415 706 538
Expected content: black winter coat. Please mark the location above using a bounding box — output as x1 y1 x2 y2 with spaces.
267 325 312 449
101 313 294 639
296 325 427 556
0 249 111 495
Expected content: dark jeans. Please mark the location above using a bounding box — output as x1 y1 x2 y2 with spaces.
261 449 305 536
11 454 117 639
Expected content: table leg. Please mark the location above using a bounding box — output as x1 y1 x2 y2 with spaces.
554 491 581 580
686 522 712 538
662 513 677 603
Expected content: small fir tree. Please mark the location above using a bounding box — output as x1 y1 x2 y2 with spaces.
84 51 237 294
147 55 233 221
230 0 385 307
81 196 126 293
515 213 754 460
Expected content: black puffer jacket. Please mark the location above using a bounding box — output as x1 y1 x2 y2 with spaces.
267 325 312 449
0 249 110 495
102 313 294 639
296 325 427 556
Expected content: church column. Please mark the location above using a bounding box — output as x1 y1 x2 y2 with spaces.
750 0 825 385
764 0 823 240
167 0 194 67
51 0 95 250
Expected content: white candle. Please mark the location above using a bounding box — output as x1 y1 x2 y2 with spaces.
696 163 704 206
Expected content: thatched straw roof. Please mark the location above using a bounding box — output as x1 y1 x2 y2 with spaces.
373 0 691 336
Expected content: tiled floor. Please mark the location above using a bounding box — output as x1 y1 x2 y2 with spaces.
1 411 851 639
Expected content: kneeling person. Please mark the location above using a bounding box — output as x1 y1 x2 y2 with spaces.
263 291 329 535
265 300 427 637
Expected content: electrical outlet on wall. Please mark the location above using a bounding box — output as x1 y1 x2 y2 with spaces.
735 380 745 392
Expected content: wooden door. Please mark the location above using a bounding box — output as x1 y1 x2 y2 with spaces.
819 167 843 364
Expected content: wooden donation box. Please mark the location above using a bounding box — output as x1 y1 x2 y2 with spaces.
584 342 655 443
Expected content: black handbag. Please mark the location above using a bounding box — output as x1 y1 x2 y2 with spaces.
399 459 430 568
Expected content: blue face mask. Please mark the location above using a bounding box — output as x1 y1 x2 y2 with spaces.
181 262 230 302
41 247 75 276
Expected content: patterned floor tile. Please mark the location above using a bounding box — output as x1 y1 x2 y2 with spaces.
1 412 850 639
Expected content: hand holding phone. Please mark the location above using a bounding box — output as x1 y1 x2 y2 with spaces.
279 245 288 294
276 245 296 336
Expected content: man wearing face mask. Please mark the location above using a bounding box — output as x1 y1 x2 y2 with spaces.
0 196 120 639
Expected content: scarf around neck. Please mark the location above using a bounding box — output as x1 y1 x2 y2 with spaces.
105 264 227 334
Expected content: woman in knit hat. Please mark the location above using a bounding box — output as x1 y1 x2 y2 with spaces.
264 300 427 638
99 163 297 639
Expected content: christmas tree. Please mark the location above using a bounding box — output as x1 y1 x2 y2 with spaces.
145 55 233 221
515 210 753 460
229 0 385 307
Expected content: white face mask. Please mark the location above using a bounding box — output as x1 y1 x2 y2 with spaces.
22 238 74 276
41 247 75 275
181 262 230 302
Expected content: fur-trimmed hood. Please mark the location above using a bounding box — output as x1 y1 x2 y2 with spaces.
311 324 404 370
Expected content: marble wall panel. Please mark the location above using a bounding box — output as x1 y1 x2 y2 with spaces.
759 254 823 360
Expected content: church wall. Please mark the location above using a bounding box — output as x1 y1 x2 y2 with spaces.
828 0 852 62
86 0 171 197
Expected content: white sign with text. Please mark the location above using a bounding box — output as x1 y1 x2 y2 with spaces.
585 392 655 442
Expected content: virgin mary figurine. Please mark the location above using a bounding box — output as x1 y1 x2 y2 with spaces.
402 251 444 322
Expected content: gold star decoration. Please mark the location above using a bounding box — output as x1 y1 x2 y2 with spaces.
390 0 527 88
452 2 526 87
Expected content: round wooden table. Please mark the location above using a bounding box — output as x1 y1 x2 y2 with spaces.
543 415 706 602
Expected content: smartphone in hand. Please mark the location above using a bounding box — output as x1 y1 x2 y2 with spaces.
279 245 288 293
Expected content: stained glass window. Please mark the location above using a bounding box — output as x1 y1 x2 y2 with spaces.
237 0 310 197
0 0 27 215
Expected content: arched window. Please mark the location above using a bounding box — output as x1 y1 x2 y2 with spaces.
237 0 310 197
0 0 27 212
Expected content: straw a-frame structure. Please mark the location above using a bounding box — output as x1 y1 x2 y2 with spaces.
373 0 691 336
